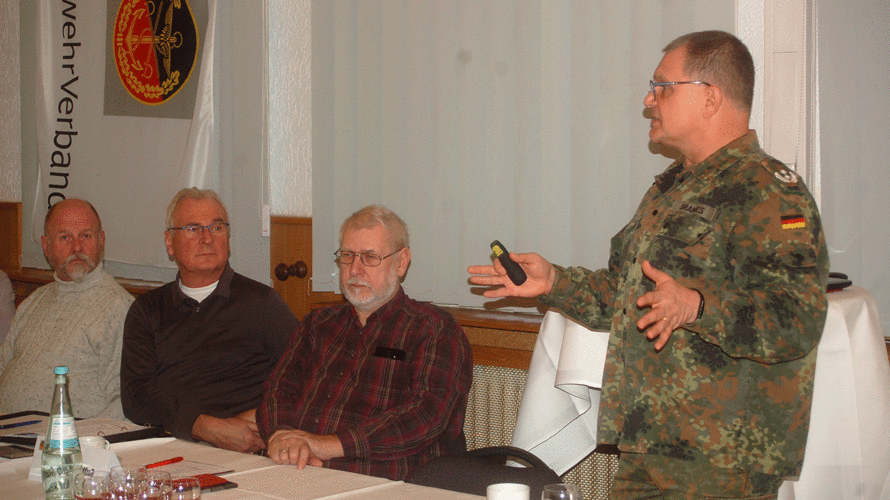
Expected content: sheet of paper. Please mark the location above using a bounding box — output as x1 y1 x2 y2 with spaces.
150 459 233 477
226 465 391 499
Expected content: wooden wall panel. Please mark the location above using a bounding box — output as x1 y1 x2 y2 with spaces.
0 202 22 272
269 216 343 320
8 267 161 307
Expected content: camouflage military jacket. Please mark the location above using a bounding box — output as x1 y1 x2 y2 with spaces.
540 131 829 477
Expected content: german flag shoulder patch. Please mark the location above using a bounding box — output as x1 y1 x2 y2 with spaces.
781 214 806 230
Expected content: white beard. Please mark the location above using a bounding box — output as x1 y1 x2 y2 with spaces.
62 253 97 283
341 271 400 313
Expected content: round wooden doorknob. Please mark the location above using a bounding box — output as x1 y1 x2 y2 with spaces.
275 261 307 281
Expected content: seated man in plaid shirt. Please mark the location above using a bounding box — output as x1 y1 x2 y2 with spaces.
257 205 473 481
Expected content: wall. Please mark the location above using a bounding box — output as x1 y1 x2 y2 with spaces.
268 0 312 217
0 0 21 203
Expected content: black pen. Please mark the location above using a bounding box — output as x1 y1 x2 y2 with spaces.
204 480 238 492
0 419 41 430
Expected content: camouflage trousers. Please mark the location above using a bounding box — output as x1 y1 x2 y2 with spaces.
611 452 786 499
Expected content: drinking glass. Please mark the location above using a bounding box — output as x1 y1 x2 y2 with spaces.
171 476 202 500
109 466 147 500
74 471 109 500
141 470 173 500
541 483 582 500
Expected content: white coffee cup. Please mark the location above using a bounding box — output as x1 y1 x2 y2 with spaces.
486 483 530 500
80 436 111 450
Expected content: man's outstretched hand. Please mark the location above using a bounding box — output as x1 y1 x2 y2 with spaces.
468 252 556 298
635 260 702 351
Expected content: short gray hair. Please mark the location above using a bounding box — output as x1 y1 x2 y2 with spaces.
664 30 755 112
339 205 409 251
165 187 229 230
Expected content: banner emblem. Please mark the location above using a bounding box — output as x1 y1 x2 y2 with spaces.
112 0 199 105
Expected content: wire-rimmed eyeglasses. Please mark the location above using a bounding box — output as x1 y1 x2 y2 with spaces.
334 249 401 267
649 80 711 101
167 222 230 237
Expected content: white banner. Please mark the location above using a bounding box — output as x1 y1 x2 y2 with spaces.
34 0 216 269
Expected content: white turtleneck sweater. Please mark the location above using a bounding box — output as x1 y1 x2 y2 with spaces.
0 264 134 420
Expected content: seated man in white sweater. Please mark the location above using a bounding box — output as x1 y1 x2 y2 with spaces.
0 199 133 420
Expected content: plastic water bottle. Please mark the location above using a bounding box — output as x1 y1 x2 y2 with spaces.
41 366 83 500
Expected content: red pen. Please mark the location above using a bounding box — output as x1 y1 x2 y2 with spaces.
145 456 184 469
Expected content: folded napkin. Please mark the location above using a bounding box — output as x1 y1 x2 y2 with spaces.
511 310 610 474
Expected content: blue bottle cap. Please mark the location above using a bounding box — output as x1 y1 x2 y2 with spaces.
54 366 69 375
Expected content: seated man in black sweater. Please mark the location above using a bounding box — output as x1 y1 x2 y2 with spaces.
121 187 299 453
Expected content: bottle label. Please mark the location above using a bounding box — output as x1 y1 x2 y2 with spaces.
47 416 79 448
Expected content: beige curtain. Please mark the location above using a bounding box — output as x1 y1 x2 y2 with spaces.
816 0 890 333
311 0 734 309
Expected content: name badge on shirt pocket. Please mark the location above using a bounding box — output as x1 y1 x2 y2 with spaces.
373 346 406 361
671 201 717 221
660 202 718 246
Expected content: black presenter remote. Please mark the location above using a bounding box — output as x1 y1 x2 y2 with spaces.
490 240 527 286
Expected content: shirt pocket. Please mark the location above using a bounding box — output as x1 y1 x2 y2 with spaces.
658 211 714 244
655 211 717 263
356 356 411 412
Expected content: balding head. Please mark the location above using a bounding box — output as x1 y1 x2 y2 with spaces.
41 199 106 282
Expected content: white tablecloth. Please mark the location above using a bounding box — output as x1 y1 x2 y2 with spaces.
778 287 890 499
512 286 890 499
0 437 483 500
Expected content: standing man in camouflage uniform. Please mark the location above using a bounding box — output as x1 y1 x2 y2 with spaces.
469 31 828 498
